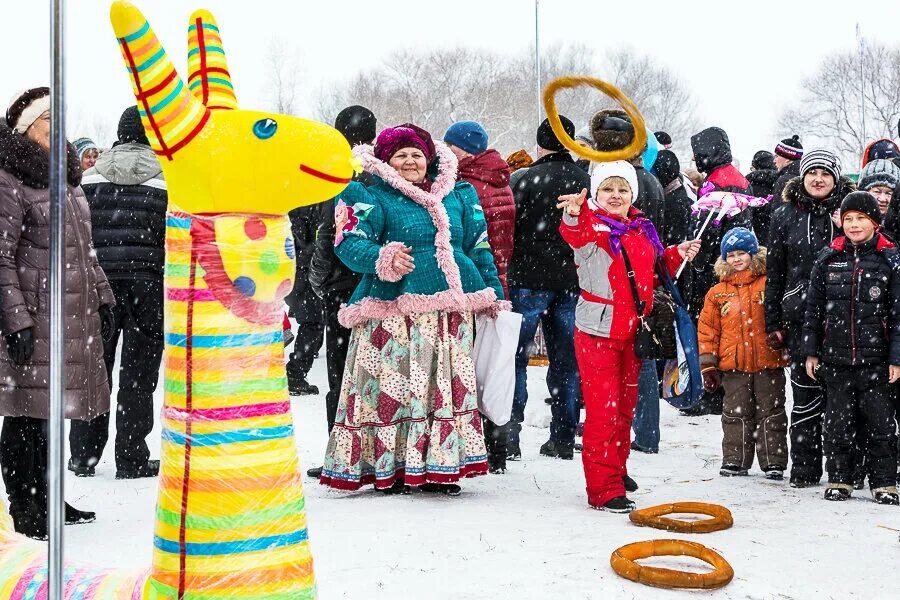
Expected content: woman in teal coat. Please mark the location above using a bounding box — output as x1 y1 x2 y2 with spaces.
320 124 507 495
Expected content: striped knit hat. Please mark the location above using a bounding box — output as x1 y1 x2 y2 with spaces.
775 135 803 161
800 148 841 181
73 137 98 159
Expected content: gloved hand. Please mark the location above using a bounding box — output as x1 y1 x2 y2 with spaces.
766 331 785 350
5 328 34 365
99 304 115 343
701 368 721 392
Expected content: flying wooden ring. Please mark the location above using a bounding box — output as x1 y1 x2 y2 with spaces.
542 76 647 162
610 539 734 590
629 502 733 534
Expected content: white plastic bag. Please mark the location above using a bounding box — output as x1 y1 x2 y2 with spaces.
473 311 523 426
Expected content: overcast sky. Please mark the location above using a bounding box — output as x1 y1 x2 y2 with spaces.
4 0 900 169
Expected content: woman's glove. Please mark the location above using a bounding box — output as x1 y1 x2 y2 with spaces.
766 331 785 350
701 367 721 392
99 304 115 343
5 328 34 365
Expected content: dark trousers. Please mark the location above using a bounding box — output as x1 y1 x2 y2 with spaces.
287 291 325 383
821 364 898 489
322 289 352 433
483 418 509 465
788 358 825 483
0 416 47 506
508 287 580 447
720 369 788 471
70 278 164 470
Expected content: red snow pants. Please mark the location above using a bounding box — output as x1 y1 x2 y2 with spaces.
575 329 641 507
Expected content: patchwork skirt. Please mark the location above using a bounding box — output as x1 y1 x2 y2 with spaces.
320 310 488 490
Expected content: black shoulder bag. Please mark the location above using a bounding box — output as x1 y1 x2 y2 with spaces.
619 247 677 360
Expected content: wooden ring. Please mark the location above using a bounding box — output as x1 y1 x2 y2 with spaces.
610 539 734 590
542 76 647 163
629 502 733 534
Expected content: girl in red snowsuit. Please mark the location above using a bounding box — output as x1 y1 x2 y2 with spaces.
557 161 699 512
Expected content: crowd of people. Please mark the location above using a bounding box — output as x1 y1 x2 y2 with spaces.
1 83 900 539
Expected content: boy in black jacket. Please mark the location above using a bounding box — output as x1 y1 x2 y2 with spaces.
802 192 900 505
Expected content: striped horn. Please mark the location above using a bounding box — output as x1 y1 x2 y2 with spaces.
187 10 239 110
110 0 210 160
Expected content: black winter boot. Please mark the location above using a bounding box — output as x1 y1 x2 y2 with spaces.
623 475 639 493
288 378 319 396
116 459 160 479
872 486 899 505
64 502 96 525
540 440 574 460
9 498 48 540
592 496 636 513
824 484 852 501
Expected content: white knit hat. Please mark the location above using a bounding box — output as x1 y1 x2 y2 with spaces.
590 160 639 201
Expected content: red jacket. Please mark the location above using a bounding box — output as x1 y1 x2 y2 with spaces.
458 150 515 299
560 206 681 340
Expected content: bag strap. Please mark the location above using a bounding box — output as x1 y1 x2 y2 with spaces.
619 246 646 317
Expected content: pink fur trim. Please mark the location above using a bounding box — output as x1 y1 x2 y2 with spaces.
338 288 500 328
375 241 407 282
353 143 465 295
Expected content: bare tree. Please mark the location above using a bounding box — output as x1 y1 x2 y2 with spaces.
265 37 300 116
779 39 900 166
317 44 701 160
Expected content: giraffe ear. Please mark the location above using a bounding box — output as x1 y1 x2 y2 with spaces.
110 0 209 160
187 9 239 110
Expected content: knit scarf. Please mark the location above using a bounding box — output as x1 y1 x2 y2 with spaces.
593 212 664 257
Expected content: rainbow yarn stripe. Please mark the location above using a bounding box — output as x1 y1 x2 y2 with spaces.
0 534 148 599
152 213 315 600
187 11 238 111
115 18 209 159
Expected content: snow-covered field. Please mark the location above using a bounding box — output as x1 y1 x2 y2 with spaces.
59 355 899 599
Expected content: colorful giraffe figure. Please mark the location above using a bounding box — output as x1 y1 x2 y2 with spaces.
112 1 353 598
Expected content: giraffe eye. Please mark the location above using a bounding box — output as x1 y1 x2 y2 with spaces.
253 118 278 140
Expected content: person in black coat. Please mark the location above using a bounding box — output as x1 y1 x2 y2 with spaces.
285 204 325 396
771 135 804 204
590 109 666 232
69 106 165 480
765 148 856 487
304 105 376 479
800 192 900 505
746 150 779 244
654 150 693 246
507 116 590 460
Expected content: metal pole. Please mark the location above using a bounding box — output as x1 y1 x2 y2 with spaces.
48 0 67 597
534 0 541 133
857 23 866 149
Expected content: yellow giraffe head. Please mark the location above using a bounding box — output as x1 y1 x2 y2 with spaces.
109 1 354 214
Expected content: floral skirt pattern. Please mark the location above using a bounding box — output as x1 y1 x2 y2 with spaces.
320 310 488 490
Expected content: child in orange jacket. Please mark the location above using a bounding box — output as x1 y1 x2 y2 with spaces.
698 227 789 479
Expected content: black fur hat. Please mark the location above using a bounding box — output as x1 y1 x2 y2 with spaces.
536 115 574 152
590 109 635 154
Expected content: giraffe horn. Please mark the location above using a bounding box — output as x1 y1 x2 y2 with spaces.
110 0 209 160
187 9 239 110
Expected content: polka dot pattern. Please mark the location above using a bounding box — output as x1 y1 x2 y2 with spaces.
234 276 256 297
244 218 267 240
259 250 280 274
285 236 295 259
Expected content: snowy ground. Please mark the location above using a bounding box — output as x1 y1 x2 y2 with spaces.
55 353 900 599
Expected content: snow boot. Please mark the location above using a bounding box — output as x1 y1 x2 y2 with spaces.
540 440 574 460
420 483 461 497
506 442 521 461
824 484 853 501
630 441 658 454
789 476 820 488
306 466 323 479
288 378 319 396
378 480 411 495
67 457 95 478
623 475 639 493
64 502 96 525
488 454 507 475
592 496 636 513
872 486 899 505
9 498 48 540
763 468 784 481
720 465 749 477
116 459 160 480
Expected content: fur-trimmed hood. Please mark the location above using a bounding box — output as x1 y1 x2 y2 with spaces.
0 125 82 189
782 174 856 215
714 247 767 280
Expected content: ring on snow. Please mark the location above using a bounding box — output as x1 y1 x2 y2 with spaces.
629 502 733 534
542 76 647 163
610 539 734 590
